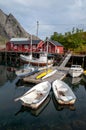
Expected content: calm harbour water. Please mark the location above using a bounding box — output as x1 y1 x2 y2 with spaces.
0 65 86 130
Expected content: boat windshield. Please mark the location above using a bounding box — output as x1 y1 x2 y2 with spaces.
71 65 81 68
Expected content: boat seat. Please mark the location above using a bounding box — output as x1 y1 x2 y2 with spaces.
22 97 34 104
32 93 45 104
37 90 47 95
60 95 73 102
58 87 68 92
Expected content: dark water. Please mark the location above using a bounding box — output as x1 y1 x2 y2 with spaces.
0 65 86 130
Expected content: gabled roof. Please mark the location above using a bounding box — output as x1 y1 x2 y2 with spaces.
10 38 42 45
32 40 42 44
44 39 63 47
49 40 63 46
10 38 29 42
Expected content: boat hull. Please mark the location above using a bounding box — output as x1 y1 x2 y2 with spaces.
20 54 32 61
15 67 38 78
69 65 83 78
69 70 83 77
15 81 51 109
22 92 49 109
29 60 53 67
20 54 54 66
52 79 76 105
56 98 76 105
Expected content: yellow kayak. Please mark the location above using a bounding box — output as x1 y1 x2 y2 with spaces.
36 69 52 79
84 70 86 75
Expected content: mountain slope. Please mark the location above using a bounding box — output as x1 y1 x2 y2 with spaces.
0 9 39 44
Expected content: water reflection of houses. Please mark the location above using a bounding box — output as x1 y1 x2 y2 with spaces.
0 65 7 86
0 66 16 86
6 67 16 81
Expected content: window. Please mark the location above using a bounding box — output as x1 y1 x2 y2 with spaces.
24 45 28 49
33 45 36 49
14 45 17 49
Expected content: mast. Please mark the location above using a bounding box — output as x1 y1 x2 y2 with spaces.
36 21 39 38
29 34 32 60
46 37 48 71
31 34 32 57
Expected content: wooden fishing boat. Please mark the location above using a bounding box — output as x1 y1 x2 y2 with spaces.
36 69 52 79
38 64 53 71
52 79 76 105
20 54 32 61
42 69 57 80
20 35 54 66
14 81 51 109
20 52 54 66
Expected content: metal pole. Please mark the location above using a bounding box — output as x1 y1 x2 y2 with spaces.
46 37 48 71
31 34 32 57
36 21 39 37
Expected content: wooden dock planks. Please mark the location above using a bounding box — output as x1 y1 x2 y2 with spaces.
23 67 69 84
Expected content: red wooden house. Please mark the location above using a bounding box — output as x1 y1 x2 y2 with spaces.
6 38 44 52
6 38 64 54
37 40 64 54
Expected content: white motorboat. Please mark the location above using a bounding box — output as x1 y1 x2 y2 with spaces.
52 79 76 105
14 81 51 109
69 65 83 77
68 76 82 85
15 64 38 78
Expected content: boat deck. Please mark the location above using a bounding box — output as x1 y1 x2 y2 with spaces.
23 66 70 84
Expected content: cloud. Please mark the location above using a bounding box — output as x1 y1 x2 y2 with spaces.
0 0 86 39
73 0 83 8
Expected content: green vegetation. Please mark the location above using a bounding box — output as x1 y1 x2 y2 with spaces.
0 35 8 45
50 28 86 54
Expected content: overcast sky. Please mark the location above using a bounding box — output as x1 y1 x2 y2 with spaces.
0 0 86 39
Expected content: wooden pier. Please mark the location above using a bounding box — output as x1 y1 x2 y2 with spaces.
22 53 71 84
23 67 70 84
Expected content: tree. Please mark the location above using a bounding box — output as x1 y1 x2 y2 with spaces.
50 28 85 52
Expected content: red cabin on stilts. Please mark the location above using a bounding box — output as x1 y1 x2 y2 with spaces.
6 38 64 54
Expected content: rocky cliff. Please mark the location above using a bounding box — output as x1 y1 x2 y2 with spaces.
0 9 39 44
